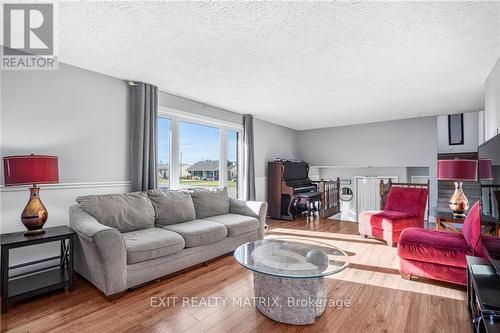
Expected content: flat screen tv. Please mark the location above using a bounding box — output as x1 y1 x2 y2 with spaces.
478 133 500 219
478 133 500 275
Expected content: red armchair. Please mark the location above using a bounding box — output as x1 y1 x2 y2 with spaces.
397 201 483 285
358 186 429 247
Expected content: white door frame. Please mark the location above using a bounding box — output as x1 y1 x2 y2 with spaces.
354 176 399 220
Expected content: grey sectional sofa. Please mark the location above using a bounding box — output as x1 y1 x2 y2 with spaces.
69 187 267 297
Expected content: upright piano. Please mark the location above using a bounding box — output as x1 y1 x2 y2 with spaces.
267 160 320 220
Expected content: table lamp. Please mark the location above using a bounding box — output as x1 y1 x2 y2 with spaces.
3 155 59 235
437 159 478 217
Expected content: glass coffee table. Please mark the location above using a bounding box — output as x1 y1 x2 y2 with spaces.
234 238 349 325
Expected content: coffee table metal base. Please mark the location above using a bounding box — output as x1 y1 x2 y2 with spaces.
253 272 326 325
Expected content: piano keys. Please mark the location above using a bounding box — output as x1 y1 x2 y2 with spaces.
267 160 321 220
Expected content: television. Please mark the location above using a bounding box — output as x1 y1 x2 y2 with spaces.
478 133 500 275
479 133 500 219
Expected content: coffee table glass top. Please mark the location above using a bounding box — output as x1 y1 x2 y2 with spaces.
234 238 349 278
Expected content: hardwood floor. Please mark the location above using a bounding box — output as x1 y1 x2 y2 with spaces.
0 217 471 333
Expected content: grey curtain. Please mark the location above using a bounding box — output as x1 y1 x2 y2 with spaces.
243 114 256 201
129 81 158 191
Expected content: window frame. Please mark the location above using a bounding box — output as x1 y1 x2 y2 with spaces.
156 117 172 190
158 107 243 198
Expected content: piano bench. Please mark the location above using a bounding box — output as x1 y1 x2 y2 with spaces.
295 192 321 217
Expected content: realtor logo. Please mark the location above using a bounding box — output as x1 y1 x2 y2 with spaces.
2 3 58 70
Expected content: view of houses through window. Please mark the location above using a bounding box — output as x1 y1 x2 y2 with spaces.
157 114 240 198
180 121 220 189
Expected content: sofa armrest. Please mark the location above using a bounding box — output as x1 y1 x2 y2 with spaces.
229 198 268 238
69 205 127 296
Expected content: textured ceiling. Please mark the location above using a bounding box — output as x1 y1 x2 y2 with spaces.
58 2 500 130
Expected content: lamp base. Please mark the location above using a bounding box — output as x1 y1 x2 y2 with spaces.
23 228 46 236
448 181 469 216
21 186 48 236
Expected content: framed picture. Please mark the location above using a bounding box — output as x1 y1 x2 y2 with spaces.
339 179 351 185
448 113 464 145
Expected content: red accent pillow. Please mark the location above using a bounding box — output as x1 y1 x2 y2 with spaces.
461 201 485 257
385 187 428 217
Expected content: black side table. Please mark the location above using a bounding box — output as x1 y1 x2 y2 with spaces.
0 226 75 313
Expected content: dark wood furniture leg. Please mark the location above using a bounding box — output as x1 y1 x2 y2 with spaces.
1 246 9 313
68 235 75 291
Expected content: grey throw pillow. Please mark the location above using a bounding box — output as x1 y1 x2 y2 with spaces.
147 190 196 226
189 187 229 219
76 192 155 232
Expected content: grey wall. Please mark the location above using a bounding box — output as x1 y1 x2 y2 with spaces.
1 63 129 184
297 116 437 167
296 116 438 219
485 56 500 140
254 119 298 201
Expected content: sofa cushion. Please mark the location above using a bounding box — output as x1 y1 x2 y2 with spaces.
76 192 155 232
122 228 185 264
385 187 427 216
461 202 485 257
147 190 196 226
204 214 259 236
189 187 229 219
398 227 472 268
163 219 228 247
358 210 418 232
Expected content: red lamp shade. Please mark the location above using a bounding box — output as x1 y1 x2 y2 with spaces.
3 155 59 186
478 159 494 181
437 159 478 181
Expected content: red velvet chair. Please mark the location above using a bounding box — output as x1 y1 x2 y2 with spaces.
397 201 484 285
358 186 429 247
